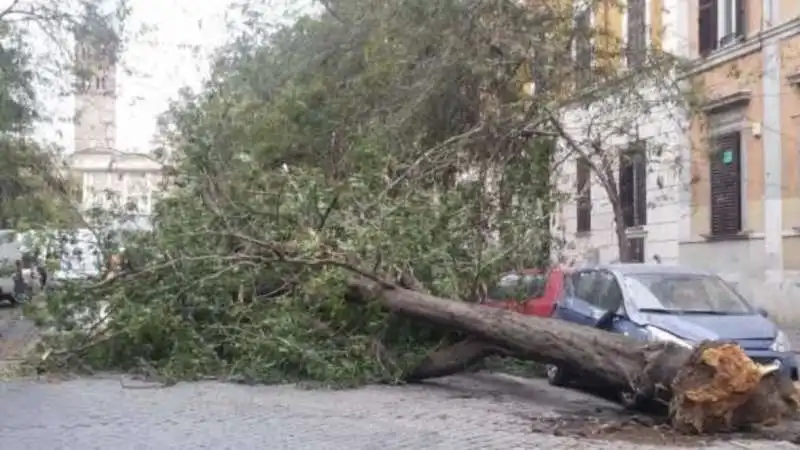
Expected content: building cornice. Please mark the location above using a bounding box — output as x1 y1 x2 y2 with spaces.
701 90 752 113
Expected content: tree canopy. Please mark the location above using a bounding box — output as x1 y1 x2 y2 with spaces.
31 0 693 385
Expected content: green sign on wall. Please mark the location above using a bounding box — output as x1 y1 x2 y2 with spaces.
722 149 733 164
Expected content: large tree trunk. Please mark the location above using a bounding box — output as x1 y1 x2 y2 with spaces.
347 278 800 433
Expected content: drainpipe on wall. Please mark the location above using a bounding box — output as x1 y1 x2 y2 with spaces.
760 9 784 284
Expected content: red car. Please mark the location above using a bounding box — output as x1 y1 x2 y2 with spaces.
484 267 568 317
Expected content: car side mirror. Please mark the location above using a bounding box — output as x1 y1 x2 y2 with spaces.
756 307 768 317
596 309 617 331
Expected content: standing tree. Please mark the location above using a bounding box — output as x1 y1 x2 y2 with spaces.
542 0 696 263
0 10 49 229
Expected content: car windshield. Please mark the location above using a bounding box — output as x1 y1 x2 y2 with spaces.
623 273 752 315
489 273 546 300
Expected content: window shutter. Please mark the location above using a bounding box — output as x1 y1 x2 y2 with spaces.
735 0 746 38
698 0 718 56
619 144 647 228
619 154 634 227
575 6 593 88
576 157 592 232
626 0 647 68
709 133 742 236
633 151 647 226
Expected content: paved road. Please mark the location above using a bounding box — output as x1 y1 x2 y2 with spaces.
0 309 798 449
0 374 797 450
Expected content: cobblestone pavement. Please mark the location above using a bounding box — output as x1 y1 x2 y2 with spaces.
0 373 797 450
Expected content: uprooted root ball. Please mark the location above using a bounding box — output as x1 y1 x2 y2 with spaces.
669 341 800 433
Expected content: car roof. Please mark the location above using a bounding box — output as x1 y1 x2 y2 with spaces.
591 263 714 276
501 266 570 277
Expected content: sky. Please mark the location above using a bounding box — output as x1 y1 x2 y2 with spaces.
109 0 231 154
5 0 312 155
44 0 232 154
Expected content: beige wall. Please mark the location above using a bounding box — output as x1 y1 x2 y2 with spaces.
780 0 800 26
688 22 800 243
680 4 800 322
689 51 765 239
780 35 800 259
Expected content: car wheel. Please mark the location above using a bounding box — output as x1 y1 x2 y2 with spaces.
546 364 570 387
619 388 645 410
0 293 17 306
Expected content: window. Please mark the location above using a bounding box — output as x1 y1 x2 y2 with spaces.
626 0 647 68
574 3 593 88
576 157 592 232
627 237 645 263
570 270 624 312
698 0 746 56
75 74 90 93
709 132 742 237
594 270 625 311
141 195 152 214
624 273 751 314
619 143 647 228
487 273 547 301
124 196 140 213
571 270 598 302
720 0 746 46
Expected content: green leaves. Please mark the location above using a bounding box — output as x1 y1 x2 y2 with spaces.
34 0 563 386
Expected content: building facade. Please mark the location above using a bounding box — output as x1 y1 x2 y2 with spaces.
68 150 164 216
552 0 691 266
680 1 800 319
554 0 800 321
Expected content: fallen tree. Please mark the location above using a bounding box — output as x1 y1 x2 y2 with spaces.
32 263 800 434
23 0 800 437
346 277 800 433
34 265 800 434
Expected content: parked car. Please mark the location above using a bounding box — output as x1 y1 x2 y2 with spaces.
546 263 798 407
484 267 568 317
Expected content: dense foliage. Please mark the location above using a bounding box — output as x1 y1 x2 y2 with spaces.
0 20 55 229
28 0 691 385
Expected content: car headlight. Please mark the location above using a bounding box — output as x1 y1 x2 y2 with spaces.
770 330 792 352
645 325 693 349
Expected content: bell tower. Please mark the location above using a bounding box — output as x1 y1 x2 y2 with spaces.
73 7 118 154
